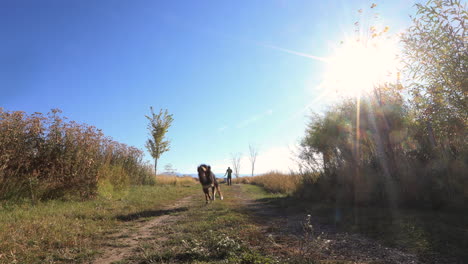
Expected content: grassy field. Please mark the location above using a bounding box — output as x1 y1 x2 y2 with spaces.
116 184 370 264
3 175 466 263
117 184 289 264
235 173 468 263
233 172 302 195
0 183 198 264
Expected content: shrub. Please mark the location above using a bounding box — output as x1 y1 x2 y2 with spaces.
0 108 154 201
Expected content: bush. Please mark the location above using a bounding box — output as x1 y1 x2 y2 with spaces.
296 86 468 208
0 108 154 201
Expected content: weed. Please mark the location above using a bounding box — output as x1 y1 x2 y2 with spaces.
296 214 329 262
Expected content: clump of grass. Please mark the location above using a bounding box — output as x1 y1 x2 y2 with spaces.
235 171 301 195
179 231 242 260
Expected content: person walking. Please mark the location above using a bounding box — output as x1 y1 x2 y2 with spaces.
224 167 233 186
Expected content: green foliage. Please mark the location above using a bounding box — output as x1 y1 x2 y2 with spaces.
298 88 410 205
229 251 278 264
145 107 173 175
401 0 467 154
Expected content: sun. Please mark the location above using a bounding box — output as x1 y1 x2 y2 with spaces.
321 37 400 98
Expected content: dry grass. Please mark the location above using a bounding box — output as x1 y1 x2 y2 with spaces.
0 108 155 201
124 185 281 264
234 171 301 195
0 185 198 264
155 174 197 186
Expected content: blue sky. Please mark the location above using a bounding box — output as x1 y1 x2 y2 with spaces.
1 0 416 174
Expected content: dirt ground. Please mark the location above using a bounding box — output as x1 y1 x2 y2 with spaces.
91 185 454 264
92 195 194 264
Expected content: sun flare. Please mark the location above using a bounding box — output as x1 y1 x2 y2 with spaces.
321 38 400 98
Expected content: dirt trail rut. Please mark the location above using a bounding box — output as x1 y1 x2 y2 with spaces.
92 195 195 264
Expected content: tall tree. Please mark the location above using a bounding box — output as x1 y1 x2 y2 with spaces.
248 144 258 177
231 152 242 179
145 107 173 176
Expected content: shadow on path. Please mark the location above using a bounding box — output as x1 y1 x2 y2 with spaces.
240 188 465 264
116 207 189 222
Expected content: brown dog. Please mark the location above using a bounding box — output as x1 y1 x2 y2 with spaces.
197 164 223 203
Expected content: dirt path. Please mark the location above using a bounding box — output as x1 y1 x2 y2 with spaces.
233 185 422 264
92 195 195 264
91 185 448 263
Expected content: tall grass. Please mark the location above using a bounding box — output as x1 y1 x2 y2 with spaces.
235 172 302 195
155 174 197 186
0 108 155 201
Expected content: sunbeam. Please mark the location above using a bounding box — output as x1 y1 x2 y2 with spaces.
257 42 329 62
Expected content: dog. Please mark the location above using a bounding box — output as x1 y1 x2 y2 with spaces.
197 164 223 203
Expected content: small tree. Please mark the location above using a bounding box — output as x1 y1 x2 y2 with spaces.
401 0 467 152
231 152 242 179
248 144 258 177
145 107 173 176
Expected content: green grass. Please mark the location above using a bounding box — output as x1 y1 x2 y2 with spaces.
240 184 287 200
0 184 198 264
124 185 281 264
123 184 343 263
